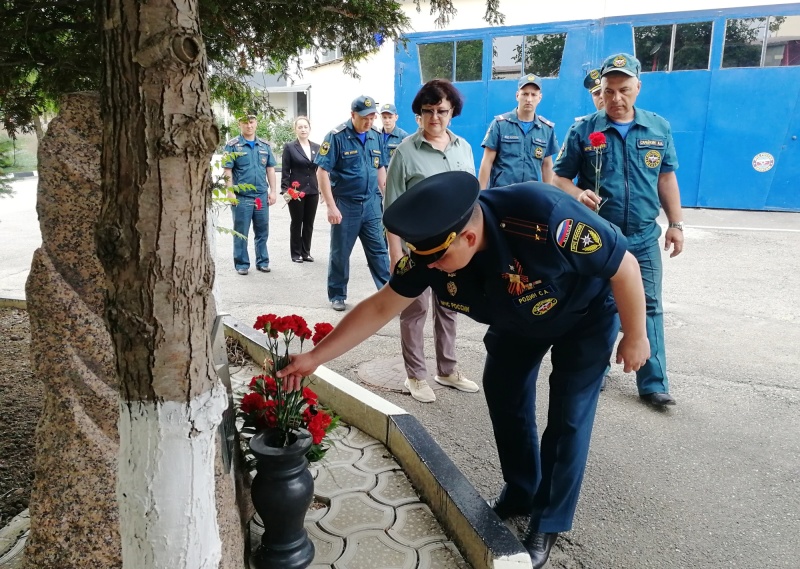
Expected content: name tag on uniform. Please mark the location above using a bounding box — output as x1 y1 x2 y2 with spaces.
343 150 358 156
502 135 520 141
534 138 547 145
637 139 665 148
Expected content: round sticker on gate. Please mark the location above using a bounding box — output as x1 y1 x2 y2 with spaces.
752 152 775 172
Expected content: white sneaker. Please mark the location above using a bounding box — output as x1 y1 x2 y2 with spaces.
435 370 479 393
404 378 436 403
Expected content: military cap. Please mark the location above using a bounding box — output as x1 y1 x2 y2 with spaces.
236 109 258 122
351 95 378 116
584 69 602 93
600 53 641 78
383 171 480 263
380 102 398 115
518 73 542 90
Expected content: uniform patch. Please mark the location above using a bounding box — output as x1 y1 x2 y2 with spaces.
260 156 267 165
637 139 665 148
590 69 600 79
556 219 573 247
556 143 565 161
532 298 558 316
570 222 602 254
364 98 373 107
382 103 391 110
320 141 330 156
534 146 544 159
613 55 627 68
446 281 457 296
644 150 661 169
583 143 607 152
539 115 554 128
394 255 414 276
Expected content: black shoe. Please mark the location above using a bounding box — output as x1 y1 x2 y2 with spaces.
522 531 558 569
256 266 271 273
292 257 303 263
486 496 531 521
640 392 676 407
331 300 345 312
236 268 248 275
303 255 314 262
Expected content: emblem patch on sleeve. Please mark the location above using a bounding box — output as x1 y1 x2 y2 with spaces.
532 298 558 316
570 222 602 254
556 219 573 248
373 156 380 168
394 255 414 276
644 150 661 168
320 141 330 156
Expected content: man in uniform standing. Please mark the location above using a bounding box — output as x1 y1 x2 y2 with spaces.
315 95 391 311
277 171 650 568
553 53 684 407
478 74 558 189
584 68 604 111
223 112 277 275
379 103 410 162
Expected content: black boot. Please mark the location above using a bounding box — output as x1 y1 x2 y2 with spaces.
522 530 558 569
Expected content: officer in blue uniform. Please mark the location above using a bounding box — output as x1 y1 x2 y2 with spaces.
584 68 604 111
223 112 278 275
378 103 410 162
314 95 391 311
277 171 650 568
553 53 685 408
478 74 559 189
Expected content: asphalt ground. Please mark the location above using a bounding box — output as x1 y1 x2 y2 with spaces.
2 177 799 568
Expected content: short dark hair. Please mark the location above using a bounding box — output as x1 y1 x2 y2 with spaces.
411 79 464 118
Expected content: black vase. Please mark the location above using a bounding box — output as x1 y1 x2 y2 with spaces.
250 428 315 569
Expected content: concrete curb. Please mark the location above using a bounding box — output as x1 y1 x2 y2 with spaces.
0 296 26 310
224 316 532 569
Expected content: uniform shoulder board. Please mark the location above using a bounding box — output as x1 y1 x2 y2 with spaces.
331 122 348 134
539 115 555 128
495 114 507 121
573 115 587 122
257 137 271 146
225 136 240 146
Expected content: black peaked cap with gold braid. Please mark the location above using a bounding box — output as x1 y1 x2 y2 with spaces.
383 171 480 263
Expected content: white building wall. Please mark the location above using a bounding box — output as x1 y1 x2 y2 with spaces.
301 0 795 139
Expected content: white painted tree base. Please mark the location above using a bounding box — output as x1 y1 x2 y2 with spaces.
118 382 228 569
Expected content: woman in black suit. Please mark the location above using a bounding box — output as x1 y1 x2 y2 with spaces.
281 116 320 262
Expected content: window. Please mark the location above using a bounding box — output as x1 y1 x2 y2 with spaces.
492 33 566 79
723 15 800 68
318 47 343 64
418 40 483 83
634 22 712 72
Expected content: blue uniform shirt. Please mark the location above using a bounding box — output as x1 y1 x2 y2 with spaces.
481 110 559 187
389 183 627 338
382 126 410 162
222 135 276 194
553 107 678 238
314 120 385 200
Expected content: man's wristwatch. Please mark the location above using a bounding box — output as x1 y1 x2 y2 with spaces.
668 221 684 231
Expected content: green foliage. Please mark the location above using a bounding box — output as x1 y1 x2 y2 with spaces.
0 140 14 198
1 1 503 135
258 118 296 159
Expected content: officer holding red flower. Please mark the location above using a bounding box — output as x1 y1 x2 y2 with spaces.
278 170 650 568
552 53 684 408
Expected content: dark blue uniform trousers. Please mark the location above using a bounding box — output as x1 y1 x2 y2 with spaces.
483 298 617 533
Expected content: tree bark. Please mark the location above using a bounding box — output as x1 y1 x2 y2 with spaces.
96 0 225 567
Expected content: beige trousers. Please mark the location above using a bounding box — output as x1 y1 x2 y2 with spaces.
400 288 457 379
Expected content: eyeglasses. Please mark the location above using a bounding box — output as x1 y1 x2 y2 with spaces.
419 107 452 118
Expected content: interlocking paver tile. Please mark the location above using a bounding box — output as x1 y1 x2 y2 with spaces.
307 522 345 565
319 492 394 537
341 427 380 450
369 470 419 507
326 423 351 441
388 503 447 548
353 444 399 474
314 464 377 499
333 529 416 569
318 440 362 466
305 499 329 523
418 541 471 569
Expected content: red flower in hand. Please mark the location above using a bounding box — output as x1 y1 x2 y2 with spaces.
299 192 306 198
312 322 334 346
291 181 301 189
588 131 606 148
255 197 263 210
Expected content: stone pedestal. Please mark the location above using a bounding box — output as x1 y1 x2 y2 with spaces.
24 92 121 569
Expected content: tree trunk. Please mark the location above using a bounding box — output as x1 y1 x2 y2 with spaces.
96 0 224 567
32 114 45 141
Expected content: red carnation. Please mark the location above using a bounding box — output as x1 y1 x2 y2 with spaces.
240 392 267 414
255 197 263 210
299 192 306 198
312 322 334 346
302 387 318 405
588 131 606 148
291 181 300 189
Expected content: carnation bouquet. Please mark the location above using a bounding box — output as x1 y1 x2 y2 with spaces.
283 180 306 206
237 314 337 462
